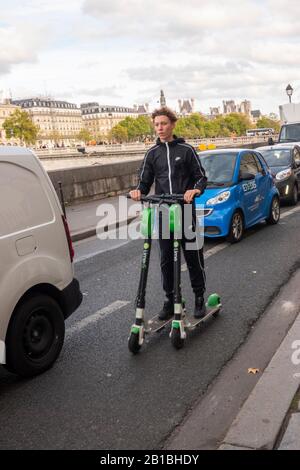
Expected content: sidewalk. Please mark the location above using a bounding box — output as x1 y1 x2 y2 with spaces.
219 309 300 450
66 194 140 242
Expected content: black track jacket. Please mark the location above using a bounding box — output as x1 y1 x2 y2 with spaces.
137 137 207 195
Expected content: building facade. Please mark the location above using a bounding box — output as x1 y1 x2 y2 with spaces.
178 99 195 116
239 100 251 116
223 100 237 114
81 103 139 138
0 100 20 144
160 90 166 107
209 107 221 116
251 109 262 123
222 99 252 118
12 98 83 147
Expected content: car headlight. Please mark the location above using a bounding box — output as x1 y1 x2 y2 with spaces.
206 191 231 205
276 168 292 181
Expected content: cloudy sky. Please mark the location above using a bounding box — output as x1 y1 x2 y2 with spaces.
1 0 300 115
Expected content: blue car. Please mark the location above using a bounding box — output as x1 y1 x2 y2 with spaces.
195 149 280 243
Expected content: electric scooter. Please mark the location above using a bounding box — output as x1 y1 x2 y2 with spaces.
127 194 221 354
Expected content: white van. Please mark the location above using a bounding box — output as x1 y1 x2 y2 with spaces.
0 147 82 377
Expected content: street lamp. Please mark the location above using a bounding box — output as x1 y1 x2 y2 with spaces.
286 84 293 103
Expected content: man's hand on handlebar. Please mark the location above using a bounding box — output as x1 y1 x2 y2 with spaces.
129 189 141 201
184 189 200 204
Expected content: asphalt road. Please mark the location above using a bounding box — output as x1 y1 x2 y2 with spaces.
1 205 300 450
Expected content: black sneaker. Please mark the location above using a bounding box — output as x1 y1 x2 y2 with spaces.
194 296 206 319
158 298 174 321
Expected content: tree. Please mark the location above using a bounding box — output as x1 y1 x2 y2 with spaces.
110 115 154 142
223 113 252 136
109 124 128 143
77 128 93 144
256 116 280 133
48 130 63 146
3 109 39 145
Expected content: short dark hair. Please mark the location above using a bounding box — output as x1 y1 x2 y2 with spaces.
151 106 178 123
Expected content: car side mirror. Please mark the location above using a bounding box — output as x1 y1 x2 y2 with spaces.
268 137 275 146
239 171 255 181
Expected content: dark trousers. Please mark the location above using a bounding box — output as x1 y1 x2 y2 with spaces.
158 204 206 299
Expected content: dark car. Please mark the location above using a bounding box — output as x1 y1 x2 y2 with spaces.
256 144 300 205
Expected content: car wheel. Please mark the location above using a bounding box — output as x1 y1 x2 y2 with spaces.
288 184 298 206
5 294 65 377
227 210 244 243
266 196 280 225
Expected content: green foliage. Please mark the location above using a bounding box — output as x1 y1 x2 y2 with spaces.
111 115 154 142
174 113 253 139
77 128 93 143
3 109 39 145
223 113 252 136
109 112 258 142
256 116 280 133
109 124 128 143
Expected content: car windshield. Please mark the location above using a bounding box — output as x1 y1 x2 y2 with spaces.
280 124 300 142
258 149 291 167
199 152 237 185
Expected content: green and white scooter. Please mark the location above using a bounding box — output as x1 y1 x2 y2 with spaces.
127 194 221 354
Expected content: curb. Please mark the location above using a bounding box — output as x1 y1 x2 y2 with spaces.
219 312 300 450
71 216 138 242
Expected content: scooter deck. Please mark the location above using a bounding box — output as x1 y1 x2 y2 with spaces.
183 305 221 329
145 314 173 333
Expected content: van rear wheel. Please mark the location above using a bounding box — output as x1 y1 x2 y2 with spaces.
5 294 65 377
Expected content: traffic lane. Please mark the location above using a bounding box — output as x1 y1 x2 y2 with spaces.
1 211 300 449
72 204 297 263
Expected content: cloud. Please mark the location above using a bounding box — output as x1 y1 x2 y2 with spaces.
126 59 295 106
3 0 300 114
82 0 263 38
0 24 51 76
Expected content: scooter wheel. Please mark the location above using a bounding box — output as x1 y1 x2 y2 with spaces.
171 328 184 350
207 293 221 307
128 332 141 354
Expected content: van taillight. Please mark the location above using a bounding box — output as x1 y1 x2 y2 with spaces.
62 215 75 262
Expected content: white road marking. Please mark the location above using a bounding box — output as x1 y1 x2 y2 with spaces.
75 240 130 263
204 242 230 259
74 221 140 263
281 205 300 219
180 205 300 271
181 242 229 271
75 203 300 270
66 300 130 337
69 205 300 337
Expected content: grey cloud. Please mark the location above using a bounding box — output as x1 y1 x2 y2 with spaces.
81 0 260 41
0 24 50 76
126 59 295 104
0 54 37 77
126 61 253 83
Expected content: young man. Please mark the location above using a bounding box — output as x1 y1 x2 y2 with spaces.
130 107 207 319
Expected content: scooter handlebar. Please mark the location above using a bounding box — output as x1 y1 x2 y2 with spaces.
126 193 185 204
